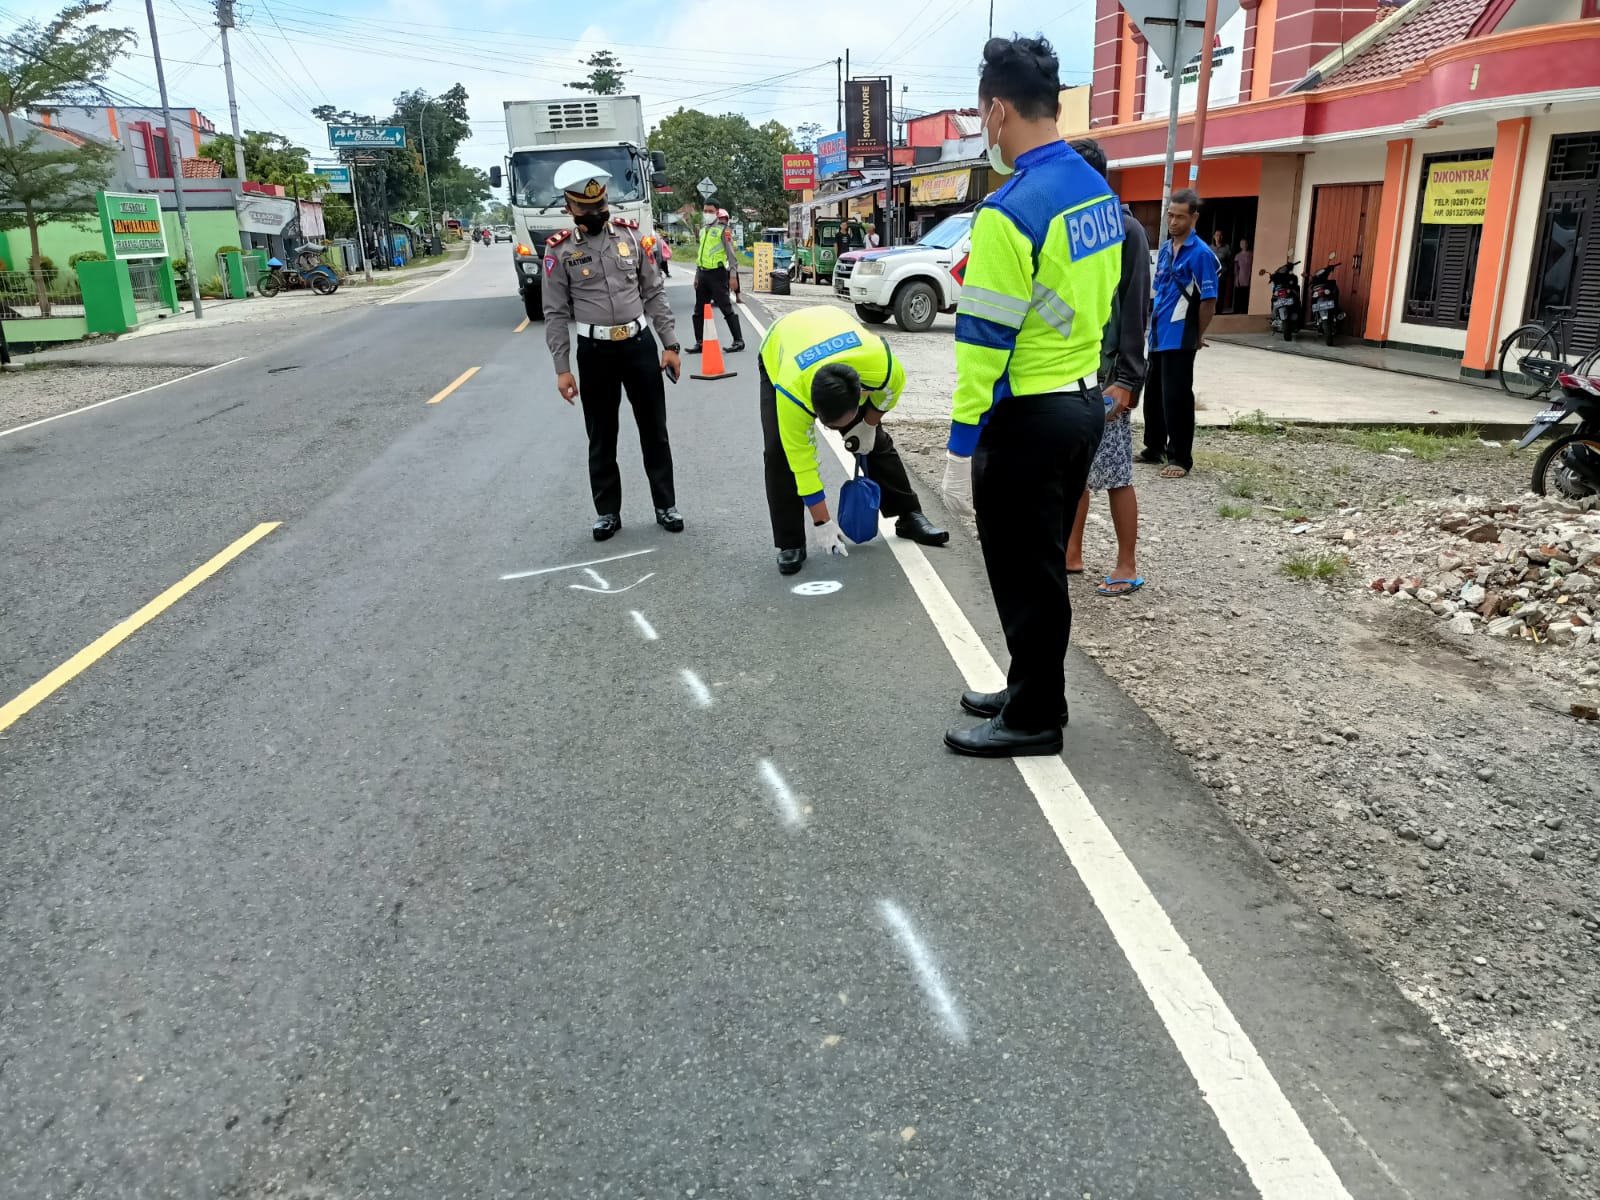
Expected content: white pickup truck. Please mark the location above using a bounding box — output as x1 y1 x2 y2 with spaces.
835 213 973 332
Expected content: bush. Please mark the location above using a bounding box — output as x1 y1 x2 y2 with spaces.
198 273 224 298
68 249 107 268
37 256 59 281
215 244 241 256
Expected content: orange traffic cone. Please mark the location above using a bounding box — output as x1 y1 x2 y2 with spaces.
691 304 738 381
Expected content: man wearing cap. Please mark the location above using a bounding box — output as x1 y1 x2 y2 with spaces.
544 160 685 541
690 203 745 355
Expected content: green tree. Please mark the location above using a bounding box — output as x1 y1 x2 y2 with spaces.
647 109 797 228
570 50 626 95
199 129 323 196
0 2 133 309
431 163 491 223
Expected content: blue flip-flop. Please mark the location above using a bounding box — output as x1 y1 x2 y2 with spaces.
1096 576 1144 597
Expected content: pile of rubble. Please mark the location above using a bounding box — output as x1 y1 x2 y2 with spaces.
1362 494 1600 646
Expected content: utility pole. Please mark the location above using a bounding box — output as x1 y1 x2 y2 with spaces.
836 57 842 131
1188 0 1221 187
215 0 247 183
989 0 995 38
145 0 202 318
350 156 375 282
416 98 435 242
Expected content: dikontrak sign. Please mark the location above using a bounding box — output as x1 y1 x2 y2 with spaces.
99 191 169 259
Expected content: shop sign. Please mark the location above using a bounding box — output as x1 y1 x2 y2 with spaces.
314 165 351 193
782 154 816 190
327 124 406 150
1422 159 1493 224
100 191 168 259
753 241 774 291
1142 9 1246 120
909 171 970 206
816 132 847 179
846 79 889 159
235 194 298 235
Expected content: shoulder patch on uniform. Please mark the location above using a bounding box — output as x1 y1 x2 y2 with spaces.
546 229 571 246
612 217 638 229
1064 196 1126 261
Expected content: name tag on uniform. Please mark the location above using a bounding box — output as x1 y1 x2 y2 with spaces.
1065 197 1125 261
567 252 591 265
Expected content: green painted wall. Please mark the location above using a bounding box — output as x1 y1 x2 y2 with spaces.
2 207 241 282
163 209 242 285
2 215 101 271
1 315 89 345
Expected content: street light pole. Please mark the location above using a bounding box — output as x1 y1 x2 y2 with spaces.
215 0 247 184
145 0 202 319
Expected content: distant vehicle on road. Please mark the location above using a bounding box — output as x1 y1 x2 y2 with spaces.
493 226 512 243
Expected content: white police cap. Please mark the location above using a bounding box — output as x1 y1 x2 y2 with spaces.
554 160 611 205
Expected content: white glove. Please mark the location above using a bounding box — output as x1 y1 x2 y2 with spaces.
841 417 878 455
940 452 974 520
812 518 850 556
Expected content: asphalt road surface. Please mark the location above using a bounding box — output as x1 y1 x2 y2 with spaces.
0 249 1571 1199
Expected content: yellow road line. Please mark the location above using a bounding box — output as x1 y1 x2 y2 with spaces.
0 522 281 734
426 366 480 405
513 317 530 333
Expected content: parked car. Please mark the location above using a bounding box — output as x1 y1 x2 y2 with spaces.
841 213 973 332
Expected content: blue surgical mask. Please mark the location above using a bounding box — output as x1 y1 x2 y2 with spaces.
983 102 1013 176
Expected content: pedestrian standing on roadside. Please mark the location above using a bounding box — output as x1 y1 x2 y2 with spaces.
1065 137 1150 599
690 202 745 354
1233 237 1253 313
1138 189 1218 479
1211 229 1234 314
832 222 850 275
938 34 1122 758
867 226 881 249
543 160 684 542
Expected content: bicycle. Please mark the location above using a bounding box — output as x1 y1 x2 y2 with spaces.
1498 306 1600 399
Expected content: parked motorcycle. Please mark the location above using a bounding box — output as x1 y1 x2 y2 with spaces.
1308 253 1344 346
1516 371 1600 498
1263 259 1302 342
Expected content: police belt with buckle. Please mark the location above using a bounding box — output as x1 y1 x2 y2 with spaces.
576 317 646 342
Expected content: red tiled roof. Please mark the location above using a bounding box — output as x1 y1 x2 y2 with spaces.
22 118 93 147
181 156 222 178
1323 0 1494 85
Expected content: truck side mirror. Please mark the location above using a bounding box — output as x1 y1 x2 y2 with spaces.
651 150 667 172
488 165 502 189
651 170 668 188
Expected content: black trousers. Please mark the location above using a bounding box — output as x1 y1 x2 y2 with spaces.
692 266 742 343
1140 348 1198 472
758 360 921 551
575 330 675 515
973 389 1104 732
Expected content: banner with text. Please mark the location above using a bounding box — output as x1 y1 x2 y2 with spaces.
1422 159 1493 224
1141 11 1246 120
846 79 889 159
909 171 971 206
816 132 848 179
327 124 406 150
782 154 816 190
99 191 168 259
315 165 352 193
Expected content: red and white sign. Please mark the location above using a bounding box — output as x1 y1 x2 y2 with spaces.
782 153 816 191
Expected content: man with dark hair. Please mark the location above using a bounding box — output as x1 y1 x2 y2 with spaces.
1139 188 1218 478
1066 137 1151 598
759 306 948 576
939 35 1122 757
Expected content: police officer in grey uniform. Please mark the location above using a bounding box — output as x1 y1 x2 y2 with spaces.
544 160 684 541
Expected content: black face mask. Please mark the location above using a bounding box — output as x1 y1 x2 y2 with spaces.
576 210 609 235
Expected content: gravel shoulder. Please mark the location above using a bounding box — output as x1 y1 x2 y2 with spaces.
889 417 1600 1197
1 365 201 432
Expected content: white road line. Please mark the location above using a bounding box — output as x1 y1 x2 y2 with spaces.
629 610 659 641
877 899 968 1044
0 357 249 441
680 668 713 708
500 548 656 581
738 301 1353 1199
583 567 609 588
379 241 476 305
757 759 805 829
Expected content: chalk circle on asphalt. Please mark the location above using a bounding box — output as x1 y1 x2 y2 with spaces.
792 580 843 596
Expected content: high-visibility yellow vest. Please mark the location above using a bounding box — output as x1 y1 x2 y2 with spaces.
697 226 729 270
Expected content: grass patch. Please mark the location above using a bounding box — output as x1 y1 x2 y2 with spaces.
1217 502 1252 519
1344 426 1482 462
1327 462 1352 477
1281 508 1311 522
1280 552 1350 581
1221 472 1263 499
1228 408 1278 435
1194 449 1262 474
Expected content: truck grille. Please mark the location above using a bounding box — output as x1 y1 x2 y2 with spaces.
834 258 855 291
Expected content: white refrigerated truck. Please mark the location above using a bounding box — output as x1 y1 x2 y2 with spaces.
490 94 667 322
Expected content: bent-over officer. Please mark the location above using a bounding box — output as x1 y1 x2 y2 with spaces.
690 204 745 355
759 305 948 576
544 159 684 541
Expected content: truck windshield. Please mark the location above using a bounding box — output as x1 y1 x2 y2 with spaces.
510 146 645 210
918 214 973 249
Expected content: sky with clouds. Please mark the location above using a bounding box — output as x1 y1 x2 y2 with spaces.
3 0 1098 174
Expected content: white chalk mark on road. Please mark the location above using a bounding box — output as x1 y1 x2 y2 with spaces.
680 668 713 708
500 548 656 581
737 300 1352 1200
757 759 805 829
569 572 655 595
878 899 968 1044
791 580 843 596
584 568 609 588
630 610 659 641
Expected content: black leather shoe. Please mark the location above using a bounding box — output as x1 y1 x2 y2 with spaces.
656 506 685 532
777 548 806 575
727 340 746 352
686 343 704 354
960 688 1069 727
895 511 949 546
592 513 622 541
944 715 1063 758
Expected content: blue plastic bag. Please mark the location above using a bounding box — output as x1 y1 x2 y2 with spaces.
837 454 881 544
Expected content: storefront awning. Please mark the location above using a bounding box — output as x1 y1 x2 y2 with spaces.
792 176 889 214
